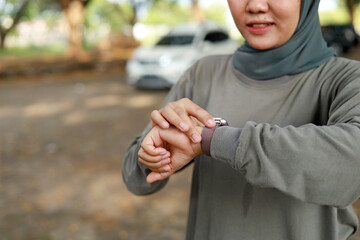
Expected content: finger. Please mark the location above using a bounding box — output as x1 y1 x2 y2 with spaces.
181 98 216 128
146 171 172 184
189 116 204 127
141 139 168 156
138 155 171 169
162 105 202 143
161 105 190 132
139 147 169 161
151 110 170 128
176 110 202 143
141 126 168 153
147 164 172 173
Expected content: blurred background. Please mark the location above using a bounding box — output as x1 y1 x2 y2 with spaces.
0 0 359 239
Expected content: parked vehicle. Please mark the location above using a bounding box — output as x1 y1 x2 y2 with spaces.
321 24 359 54
126 21 240 89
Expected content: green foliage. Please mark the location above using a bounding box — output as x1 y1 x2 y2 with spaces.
142 1 192 26
0 0 61 33
319 0 353 26
22 2 39 20
1 0 60 20
85 0 133 32
0 44 65 58
355 4 360 27
0 0 27 27
203 3 227 25
142 1 227 26
319 9 351 25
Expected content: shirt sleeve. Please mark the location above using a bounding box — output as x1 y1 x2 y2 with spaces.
122 69 194 196
210 70 360 208
209 126 242 164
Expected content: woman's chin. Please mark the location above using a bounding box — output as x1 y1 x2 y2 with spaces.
245 37 286 50
247 42 278 50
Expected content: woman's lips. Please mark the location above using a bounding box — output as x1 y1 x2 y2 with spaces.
246 23 274 34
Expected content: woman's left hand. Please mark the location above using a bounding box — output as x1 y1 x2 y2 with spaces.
139 125 204 184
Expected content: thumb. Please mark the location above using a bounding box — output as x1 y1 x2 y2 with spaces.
146 171 171 184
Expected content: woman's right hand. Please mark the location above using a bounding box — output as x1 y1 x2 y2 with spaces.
151 98 216 143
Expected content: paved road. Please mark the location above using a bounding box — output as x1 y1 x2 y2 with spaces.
1 46 360 239
0 70 192 240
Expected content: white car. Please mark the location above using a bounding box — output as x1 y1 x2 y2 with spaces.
126 21 240 89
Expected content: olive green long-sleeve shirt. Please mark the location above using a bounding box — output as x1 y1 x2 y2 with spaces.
122 56 360 240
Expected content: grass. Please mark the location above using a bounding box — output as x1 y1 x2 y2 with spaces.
0 44 66 58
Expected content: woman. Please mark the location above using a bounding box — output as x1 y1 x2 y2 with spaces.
123 0 360 239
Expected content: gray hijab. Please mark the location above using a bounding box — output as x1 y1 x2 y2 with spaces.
232 0 336 80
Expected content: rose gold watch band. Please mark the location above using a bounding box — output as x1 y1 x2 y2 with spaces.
201 125 217 156
201 118 228 157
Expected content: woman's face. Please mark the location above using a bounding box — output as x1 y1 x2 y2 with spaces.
228 0 302 50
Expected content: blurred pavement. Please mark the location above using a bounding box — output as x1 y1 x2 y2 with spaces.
0 70 191 240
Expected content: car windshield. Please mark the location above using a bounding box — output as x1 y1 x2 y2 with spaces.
156 35 194 46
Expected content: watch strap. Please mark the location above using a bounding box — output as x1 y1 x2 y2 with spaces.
201 118 228 157
201 125 217 157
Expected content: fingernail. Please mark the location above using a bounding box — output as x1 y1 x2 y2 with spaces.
179 122 189 131
162 153 170 159
162 121 169 128
163 165 171 171
161 159 170 165
192 133 201 143
158 149 167 155
207 119 216 126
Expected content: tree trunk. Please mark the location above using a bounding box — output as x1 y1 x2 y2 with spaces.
0 0 30 49
346 0 355 27
127 0 139 39
192 0 205 23
0 33 6 49
61 0 86 59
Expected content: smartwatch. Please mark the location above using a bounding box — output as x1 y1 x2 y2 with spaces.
201 118 228 156
214 118 229 127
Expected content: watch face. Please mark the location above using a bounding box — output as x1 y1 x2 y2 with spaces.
214 118 228 126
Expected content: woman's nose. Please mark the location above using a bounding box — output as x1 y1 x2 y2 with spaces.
246 0 269 13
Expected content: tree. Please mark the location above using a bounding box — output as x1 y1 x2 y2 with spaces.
128 0 143 26
85 0 133 33
128 0 165 33
191 0 204 23
125 0 179 38
143 1 191 26
203 3 227 25
0 0 30 49
57 0 91 58
345 0 360 26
